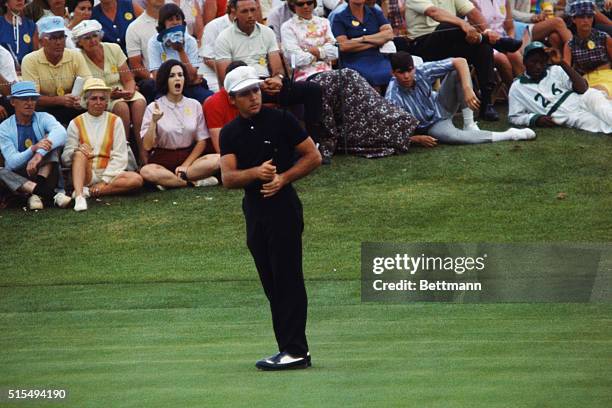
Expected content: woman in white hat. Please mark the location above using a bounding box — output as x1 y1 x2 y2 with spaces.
72 19 147 165
62 77 143 211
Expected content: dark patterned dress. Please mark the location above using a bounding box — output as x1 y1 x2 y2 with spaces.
309 68 419 159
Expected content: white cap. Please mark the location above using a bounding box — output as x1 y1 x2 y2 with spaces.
72 20 103 41
224 66 263 94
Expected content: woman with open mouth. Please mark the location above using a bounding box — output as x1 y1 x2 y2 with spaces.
139 59 220 190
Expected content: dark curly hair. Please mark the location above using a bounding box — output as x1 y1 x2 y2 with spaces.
155 59 190 96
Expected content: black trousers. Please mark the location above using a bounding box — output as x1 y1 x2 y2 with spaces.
407 23 496 105
243 190 309 357
262 79 323 143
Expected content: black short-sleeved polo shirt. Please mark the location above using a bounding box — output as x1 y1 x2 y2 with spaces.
220 107 308 201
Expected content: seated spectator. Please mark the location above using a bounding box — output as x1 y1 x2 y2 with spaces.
281 0 418 161
203 61 241 153
473 0 525 89
328 0 382 26
125 0 163 103
73 19 147 165
140 60 219 189
25 0 70 23
404 0 523 121
510 0 573 52
199 6 234 92
387 52 536 146
62 78 143 212
215 0 324 142
565 0 612 36
509 41 611 133
563 0 611 96
148 3 212 102
331 0 394 89
0 0 38 66
65 0 93 47
0 81 72 209
21 16 92 126
92 0 143 54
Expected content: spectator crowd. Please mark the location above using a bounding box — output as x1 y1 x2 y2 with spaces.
0 0 610 211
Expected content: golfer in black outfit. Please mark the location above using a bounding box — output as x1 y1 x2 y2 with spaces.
219 66 322 370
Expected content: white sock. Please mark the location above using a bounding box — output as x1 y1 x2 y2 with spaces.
462 108 478 130
491 128 536 142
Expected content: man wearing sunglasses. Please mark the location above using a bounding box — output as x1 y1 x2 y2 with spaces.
220 66 321 371
21 16 92 126
0 81 72 210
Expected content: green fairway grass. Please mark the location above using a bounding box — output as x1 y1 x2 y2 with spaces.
1 122 611 407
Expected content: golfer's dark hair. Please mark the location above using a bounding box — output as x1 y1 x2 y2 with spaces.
156 59 190 95
226 60 248 76
390 51 414 72
157 3 185 33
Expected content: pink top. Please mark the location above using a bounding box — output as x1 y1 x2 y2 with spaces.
473 0 507 36
141 95 209 150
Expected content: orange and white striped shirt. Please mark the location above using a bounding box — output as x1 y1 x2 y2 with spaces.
62 112 129 183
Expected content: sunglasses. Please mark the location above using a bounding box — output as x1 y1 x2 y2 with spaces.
234 86 260 98
295 0 315 7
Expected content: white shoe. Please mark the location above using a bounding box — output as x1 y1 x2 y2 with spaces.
71 187 90 199
74 195 88 212
27 194 44 210
510 128 536 141
463 121 480 131
54 192 72 208
193 176 219 187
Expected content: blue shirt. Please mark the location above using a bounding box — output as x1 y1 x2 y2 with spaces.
0 112 67 171
328 3 382 27
385 59 455 130
0 17 36 64
17 123 36 153
92 0 136 54
331 5 391 86
147 32 202 72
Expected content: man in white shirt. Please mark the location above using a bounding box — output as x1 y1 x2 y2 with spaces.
215 0 324 142
199 8 235 92
126 0 165 102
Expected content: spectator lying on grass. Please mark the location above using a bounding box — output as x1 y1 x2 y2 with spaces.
509 41 612 134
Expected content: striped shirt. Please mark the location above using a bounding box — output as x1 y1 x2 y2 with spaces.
385 58 454 131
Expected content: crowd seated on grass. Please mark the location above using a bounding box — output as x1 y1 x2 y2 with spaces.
0 0 610 210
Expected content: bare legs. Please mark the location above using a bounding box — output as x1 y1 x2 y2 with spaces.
71 150 143 197
140 154 220 188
